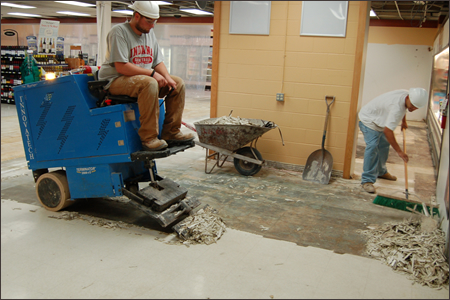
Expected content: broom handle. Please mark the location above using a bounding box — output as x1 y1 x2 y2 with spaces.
403 128 408 192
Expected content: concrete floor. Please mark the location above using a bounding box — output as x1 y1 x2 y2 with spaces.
1 93 447 299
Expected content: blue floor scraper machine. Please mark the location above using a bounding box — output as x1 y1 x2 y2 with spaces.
13 73 200 231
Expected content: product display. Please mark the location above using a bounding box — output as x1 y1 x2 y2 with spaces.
34 54 70 77
1 45 73 105
1 46 27 104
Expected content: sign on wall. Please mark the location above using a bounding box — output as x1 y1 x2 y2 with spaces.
300 1 348 37
229 1 271 35
38 20 60 54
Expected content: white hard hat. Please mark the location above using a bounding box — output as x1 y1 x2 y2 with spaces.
408 88 428 108
128 1 160 19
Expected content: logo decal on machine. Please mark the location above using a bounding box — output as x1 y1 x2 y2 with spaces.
97 119 110 150
18 95 35 160
57 105 76 154
36 93 53 140
76 167 96 175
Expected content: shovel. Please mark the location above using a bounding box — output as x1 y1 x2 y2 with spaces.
302 96 335 184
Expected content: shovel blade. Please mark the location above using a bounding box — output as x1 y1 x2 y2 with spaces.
302 149 333 184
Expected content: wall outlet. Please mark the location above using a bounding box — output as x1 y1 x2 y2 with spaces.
276 93 284 101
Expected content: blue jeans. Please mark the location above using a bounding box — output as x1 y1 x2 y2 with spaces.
359 121 390 184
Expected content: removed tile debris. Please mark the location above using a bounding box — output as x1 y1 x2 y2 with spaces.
46 206 227 247
358 217 449 289
1 173 29 182
48 211 81 221
208 116 262 126
48 211 132 229
172 205 226 246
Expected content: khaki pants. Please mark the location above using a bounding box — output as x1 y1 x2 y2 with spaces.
108 75 185 143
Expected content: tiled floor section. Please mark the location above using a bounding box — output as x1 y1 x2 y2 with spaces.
1 96 447 298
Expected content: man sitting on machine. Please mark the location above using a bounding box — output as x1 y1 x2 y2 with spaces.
98 1 194 151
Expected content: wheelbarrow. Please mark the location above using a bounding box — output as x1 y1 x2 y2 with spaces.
194 117 281 176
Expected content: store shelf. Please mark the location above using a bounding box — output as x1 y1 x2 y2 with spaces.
1 46 28 105
1 47 71 105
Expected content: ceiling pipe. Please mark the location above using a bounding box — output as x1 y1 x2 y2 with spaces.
394 1 404 20
423 2 428 22
419 2 428 27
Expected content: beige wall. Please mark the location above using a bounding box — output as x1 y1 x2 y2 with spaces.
368 26 437 45
216 1 365 171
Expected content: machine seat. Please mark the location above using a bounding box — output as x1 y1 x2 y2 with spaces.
87 71 138 107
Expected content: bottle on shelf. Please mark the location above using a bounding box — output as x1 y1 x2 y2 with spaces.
49 38 53 54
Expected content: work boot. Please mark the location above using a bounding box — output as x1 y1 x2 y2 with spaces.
161 132 195 146
378 172 397 181
142 139 168 151
362 182 376 194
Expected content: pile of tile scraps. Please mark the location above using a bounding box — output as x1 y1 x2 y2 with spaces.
48 211 81 221
358 217 449 289
173 205 226 246
87 218 130 229
209 116 261 126
48 211 131 229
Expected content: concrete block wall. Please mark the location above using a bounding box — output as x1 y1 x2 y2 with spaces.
216 1 364 171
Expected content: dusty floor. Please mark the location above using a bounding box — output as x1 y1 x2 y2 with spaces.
1 92 446 298
1 94 438 257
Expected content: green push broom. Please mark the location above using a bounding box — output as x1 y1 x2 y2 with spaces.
373 128 440 217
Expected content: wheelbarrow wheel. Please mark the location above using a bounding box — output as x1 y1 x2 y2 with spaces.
233 147 263 176
36 170 73 212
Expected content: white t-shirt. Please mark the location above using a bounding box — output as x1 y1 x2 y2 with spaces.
358 90 408 132
98 22 164 89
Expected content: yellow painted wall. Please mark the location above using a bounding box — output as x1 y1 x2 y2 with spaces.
217 1 364 171
368 26 437 45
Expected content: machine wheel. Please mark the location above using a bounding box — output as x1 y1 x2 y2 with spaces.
233 147 263 176
36 170 72 212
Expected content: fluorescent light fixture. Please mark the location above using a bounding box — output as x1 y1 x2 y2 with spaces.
1 2 36 9
7 12 42 17
370 9 377 17
56 11 91 16
54 1 96 7
179 8 212 15
113 9 134 15
154 1 173 5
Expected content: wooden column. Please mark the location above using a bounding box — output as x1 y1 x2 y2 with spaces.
210 1 221 118
343 1 369 179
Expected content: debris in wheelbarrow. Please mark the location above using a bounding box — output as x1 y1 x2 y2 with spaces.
208 115 268 126
194 116 284 176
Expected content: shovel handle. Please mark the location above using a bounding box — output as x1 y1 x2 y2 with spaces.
325 95 335 109
403 128 408 193
322 96 335 148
